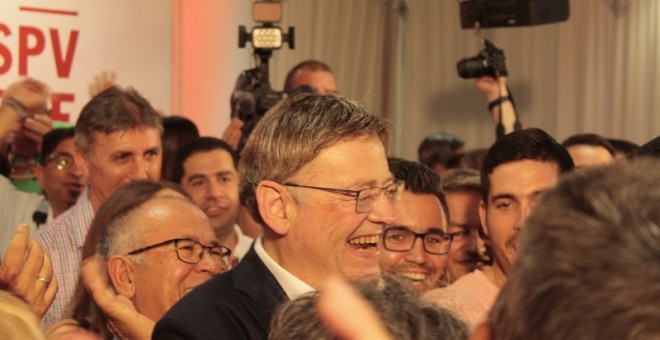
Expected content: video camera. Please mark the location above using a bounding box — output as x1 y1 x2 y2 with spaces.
232 0 294 150
456 39 508 79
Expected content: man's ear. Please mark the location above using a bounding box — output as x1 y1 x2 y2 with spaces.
74 147 90 179
256 180 293 236
107 256 136 299
470 322 491 340
479 200 490 237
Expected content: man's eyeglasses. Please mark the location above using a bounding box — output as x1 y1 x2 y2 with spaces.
283 180 404 213
382 227 454 255
43 153 75 171
125 238 232 271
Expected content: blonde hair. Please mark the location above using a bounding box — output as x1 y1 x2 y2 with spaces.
0 291 45 340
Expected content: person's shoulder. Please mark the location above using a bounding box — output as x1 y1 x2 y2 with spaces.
36 194 90 239
165 271 241 316
154 272 253 340
424 271 487 304
35 205 75 241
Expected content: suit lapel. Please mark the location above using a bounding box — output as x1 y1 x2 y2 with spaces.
232 247 288 333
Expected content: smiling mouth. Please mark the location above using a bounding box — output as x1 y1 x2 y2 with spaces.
347 235 380 251
66 183 83 194
399 272 427 281
205 206 227 217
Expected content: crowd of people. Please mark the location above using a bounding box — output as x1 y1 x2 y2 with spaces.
0 59 658 340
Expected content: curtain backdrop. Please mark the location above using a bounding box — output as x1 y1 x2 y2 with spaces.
271 0 659 160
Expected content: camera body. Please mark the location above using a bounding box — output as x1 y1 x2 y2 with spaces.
456 39 508 79
230 66 285 147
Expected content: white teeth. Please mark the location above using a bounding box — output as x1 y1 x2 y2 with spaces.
348 235 380 245
400 272 427 281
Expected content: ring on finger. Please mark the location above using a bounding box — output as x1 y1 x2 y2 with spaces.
37 276 51 285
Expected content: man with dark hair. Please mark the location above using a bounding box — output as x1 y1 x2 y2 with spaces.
173 137 253 262
481 158 660 340
379 158 450 293
283 59 338 95
0 126 84 255
155 94 400 339
562 133 615 168
417 132 465 175
425 128 573 329
441 169 490 284
37 86 163 326
35 128 84 219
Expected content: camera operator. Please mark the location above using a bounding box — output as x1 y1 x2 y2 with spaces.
222 59 338 151
284 60 338 95
223 60 339 239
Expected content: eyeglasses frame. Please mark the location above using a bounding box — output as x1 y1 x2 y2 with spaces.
43 152 75 171
125 238 232 269
382 227 455 255
283 179 404 213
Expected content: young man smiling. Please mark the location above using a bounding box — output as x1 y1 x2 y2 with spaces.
379 158 451 293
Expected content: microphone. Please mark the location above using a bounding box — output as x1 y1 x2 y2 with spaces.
32 199 49 227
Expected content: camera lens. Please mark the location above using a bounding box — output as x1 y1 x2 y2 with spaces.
456 56 490 79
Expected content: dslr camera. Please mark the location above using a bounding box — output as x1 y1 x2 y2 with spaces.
456 39 508 79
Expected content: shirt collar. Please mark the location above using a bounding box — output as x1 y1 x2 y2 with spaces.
253 236 314 299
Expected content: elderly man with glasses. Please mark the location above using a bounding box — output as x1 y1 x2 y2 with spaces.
379 158 454 293
155 94 400 340
45 180 231 340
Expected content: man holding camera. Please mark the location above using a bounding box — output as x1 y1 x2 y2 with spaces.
223 59 338 150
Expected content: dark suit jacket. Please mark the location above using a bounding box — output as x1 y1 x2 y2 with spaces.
152 246 288 340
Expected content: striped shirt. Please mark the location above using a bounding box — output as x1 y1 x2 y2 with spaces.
37 189 94 327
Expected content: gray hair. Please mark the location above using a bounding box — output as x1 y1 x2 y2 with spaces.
269 275 469 340
75 86 163 155
239 94 390 225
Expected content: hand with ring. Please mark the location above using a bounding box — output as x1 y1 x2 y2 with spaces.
0 223 58 319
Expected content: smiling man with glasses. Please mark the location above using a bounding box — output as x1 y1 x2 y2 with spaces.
102 194 228 323
379 158 452 293
155 94 397 340
1 127 84 256
35 128 84 220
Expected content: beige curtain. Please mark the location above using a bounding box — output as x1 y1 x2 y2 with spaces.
273 0 660 160
271 0 394 117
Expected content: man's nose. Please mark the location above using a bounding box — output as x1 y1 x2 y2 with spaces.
367 193 396 225
206 181 226 199
404 238 427 264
